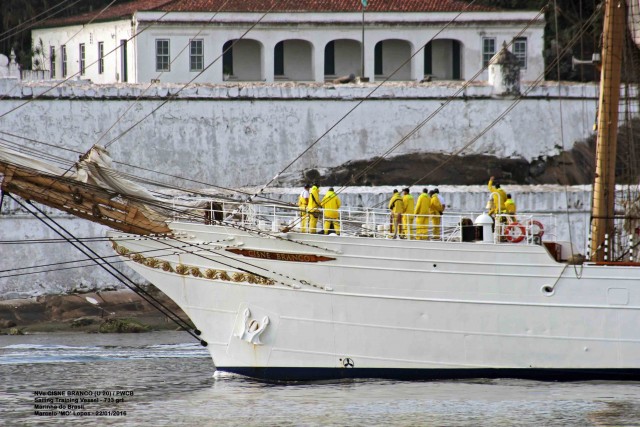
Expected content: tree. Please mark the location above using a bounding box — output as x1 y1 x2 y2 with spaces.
0 0 115 69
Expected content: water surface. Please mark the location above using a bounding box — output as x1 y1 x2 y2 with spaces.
1 332 639 426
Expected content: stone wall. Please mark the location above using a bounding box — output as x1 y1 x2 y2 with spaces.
0 80 604 298
0 80 597 190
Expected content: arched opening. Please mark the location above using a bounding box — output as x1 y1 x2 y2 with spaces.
222 39 262 81
274 39 313 81
324 39 361 79
424 39 463 80
374 39 412 81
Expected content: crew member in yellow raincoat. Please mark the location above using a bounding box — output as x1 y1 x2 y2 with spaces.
307 184 321 233
488 176 507 218
402 188 415 239
298 184 310 232
414 188 431 239
430 189 444 239
505 193 517 223
488 176 508 237
388 189 404 238
321 188 341 235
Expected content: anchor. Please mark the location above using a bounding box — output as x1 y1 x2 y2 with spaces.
234 308 270 345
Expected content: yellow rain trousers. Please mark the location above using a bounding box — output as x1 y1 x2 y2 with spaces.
298 193 309 233
414 193 431 240
402 194 415 239
430 194 443 239
307 186 321 233
321 191 341 234
388 194 404 237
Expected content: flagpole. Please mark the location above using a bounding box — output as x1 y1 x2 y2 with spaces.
361 0 366 78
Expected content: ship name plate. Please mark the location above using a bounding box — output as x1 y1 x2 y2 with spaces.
226 248 335 262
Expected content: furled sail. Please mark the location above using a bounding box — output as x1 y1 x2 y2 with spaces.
630 0 640 48
0 145 175 234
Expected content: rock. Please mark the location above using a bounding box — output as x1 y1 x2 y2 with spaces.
98 318 150 333
71 317 97 328
0 320 16 328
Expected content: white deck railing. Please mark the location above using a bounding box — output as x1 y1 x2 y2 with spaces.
171 198 555 244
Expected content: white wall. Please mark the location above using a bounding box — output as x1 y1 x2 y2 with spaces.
0 80 598 189
32 10 544 84
135 26 218 84
375 39 412 80
431 40 456 79
32 20 135 84
283 40 313 81
232 39 262 81
0 78 613 299
332 39 361 78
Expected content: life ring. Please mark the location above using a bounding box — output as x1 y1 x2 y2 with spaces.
505 222 526 243
526 220 545 238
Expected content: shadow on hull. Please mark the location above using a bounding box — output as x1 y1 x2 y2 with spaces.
220 367 640 383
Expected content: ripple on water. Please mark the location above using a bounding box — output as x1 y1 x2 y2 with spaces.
1 332 639 426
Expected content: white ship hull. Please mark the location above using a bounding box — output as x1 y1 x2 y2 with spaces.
108 221 640 381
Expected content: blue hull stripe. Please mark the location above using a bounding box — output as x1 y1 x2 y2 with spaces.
219 367 640 382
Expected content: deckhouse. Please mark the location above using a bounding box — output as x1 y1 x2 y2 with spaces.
31 0 544 84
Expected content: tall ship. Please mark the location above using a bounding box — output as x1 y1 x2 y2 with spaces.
0 0 639 381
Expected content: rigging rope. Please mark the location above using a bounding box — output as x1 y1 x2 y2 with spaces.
94 0 234 148
0 2 171 118
103 0 281 149
223 0 483 217
0 0 82 44
553 0 583 278
7 194 207 345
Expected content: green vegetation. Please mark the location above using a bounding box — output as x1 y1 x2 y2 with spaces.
0 0 115 69
98 318 150 333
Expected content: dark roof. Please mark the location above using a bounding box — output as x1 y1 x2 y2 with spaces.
159 0 496 13
38 0 174 27
38 0 497 28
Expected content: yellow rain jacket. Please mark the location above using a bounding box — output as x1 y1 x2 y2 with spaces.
414 193 431 216
402 194 415 215
389 193 404 214
321 190 341 219
488 179 507 213
298 190 309 209
505 198 516 215
308 186 321 212
430 194 443 215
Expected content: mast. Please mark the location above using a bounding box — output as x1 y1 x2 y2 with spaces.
591 0 626 261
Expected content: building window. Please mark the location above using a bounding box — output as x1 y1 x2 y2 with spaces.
424 42 432 75
324 41 335 75
513 37 527 69
61 45 67 78
120 39 128 82
482 37 496 68
452 41 461 79
98 42 104 74
79 43 85 75
190 39 203 71
156 39 170 71
222 41 233 76
374 42 383 75
49 46 56 79
274 42 284 76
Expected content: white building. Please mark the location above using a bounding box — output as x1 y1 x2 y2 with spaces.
31 0 545 84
